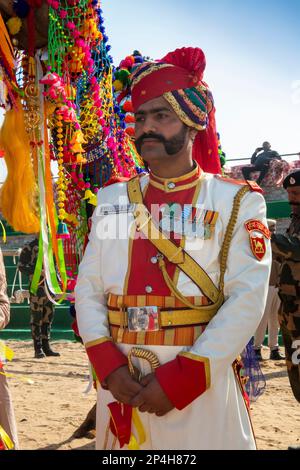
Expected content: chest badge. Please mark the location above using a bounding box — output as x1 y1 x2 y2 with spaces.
159 204 219 239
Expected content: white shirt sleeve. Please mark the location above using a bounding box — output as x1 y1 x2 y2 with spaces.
75 208 109 345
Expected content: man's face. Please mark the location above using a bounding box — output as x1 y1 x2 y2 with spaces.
134 96 192 163
263 142 271 151
287 186 300 212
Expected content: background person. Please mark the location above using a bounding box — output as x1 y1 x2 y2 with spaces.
242 142 281 185
18 238 60 359
271 170 300 402
254 219 285 361
0 248 19 449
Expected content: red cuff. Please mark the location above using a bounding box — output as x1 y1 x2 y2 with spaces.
155 353 210 410
71 320 80 337
86 340 128 383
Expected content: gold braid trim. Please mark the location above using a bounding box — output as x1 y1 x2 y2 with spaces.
132 63 171 87
85 337 112 349
163 92 204 131
219 185 251 291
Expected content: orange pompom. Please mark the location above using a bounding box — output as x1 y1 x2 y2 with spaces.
122 100 133 113
126 55 135 65
125 127 135 137
125 114 135 124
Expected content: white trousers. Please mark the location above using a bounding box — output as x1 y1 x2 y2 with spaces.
254 286 281 350
0 369 19 450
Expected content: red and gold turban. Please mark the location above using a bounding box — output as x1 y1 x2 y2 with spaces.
130 47 221 174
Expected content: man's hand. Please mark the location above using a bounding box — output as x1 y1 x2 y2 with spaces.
130 373 174 417
105 365 143 404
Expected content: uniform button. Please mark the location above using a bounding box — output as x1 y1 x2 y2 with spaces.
151 257 158 264
167 182 176 190
145 285 153 294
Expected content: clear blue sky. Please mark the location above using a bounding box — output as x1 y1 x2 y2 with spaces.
0 0 299 181
102 0 300 161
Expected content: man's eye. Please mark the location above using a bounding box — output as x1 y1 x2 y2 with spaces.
135 116 145 123
157 113 168 119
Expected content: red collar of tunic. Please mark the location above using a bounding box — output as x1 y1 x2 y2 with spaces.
148 162 202 193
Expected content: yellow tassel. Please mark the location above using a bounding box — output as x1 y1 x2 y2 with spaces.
0 425 14 450
0 220 6 243
132 409 146 446
83 189 94 201
88 194 97 206
4 345 14 362
0 103 40 233
83 190 97 207
6 17 22 36
113 80 124 92
0 341 14 362
127 434 140 450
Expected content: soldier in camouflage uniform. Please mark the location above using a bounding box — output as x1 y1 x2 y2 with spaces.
271 170 300 404
18 238 60 359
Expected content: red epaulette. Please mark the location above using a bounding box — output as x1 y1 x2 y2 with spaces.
103 176 130 188
215 176 264 194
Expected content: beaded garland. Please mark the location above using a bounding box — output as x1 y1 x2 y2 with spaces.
0 1 144 296
44 0 144 281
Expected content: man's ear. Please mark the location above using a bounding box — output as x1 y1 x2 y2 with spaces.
189 128 197 143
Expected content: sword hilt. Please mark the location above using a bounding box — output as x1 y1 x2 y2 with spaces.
128 347 160 382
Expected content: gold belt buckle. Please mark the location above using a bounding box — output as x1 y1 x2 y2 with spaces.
127 306 160 332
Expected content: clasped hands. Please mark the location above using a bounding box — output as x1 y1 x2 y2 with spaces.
104 365 174 417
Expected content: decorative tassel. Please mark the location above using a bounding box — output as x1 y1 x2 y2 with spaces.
6 17 22 36
83 189 94 201
88 194 97 206
0 103 40 234
0 221 6 244
83 189 97 207
0 425 14 450
57 221 70 240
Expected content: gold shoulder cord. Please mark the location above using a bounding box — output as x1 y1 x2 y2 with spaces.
219 185 251 292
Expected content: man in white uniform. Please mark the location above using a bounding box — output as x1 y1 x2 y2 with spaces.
75 47 271 450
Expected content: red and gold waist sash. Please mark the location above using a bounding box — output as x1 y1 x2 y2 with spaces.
107 293 215 346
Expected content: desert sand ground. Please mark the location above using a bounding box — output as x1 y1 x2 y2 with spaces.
3 341 300 450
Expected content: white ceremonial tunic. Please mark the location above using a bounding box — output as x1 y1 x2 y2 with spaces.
75 172 271 450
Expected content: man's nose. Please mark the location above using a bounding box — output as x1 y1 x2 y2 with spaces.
141 117 157 134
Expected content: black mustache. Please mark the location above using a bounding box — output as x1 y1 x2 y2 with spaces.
135 133 166 147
